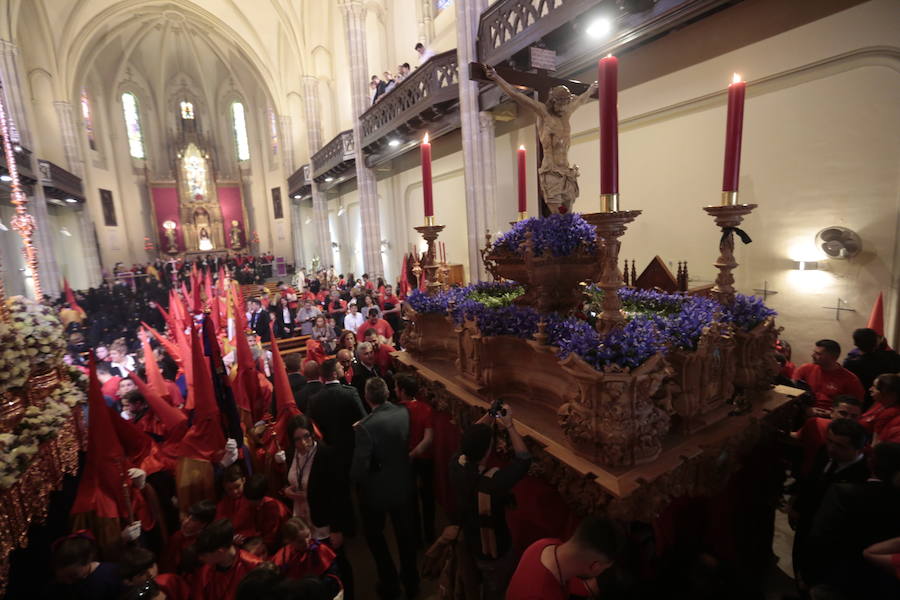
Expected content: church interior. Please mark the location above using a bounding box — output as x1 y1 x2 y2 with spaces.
0 0 899 599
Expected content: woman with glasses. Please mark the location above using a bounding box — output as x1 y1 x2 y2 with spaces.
283 415 355 598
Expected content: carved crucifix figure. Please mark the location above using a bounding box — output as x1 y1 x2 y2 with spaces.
485 64 597 213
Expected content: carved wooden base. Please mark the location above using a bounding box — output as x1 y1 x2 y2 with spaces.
702 204 757 305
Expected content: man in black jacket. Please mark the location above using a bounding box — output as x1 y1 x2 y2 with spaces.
806 442 900 599
308 359 366 475
352 377 418 600
247 298 271 343
844 328 900 409
296 360 323 413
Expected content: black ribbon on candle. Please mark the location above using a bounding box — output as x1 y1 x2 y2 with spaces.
721 226 752 245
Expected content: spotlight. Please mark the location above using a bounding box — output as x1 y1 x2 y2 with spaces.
324 177 334 182
60 227 72 237
304 217 311 225
293 194 301 199
0 175 11 182
65 197 77 203
13 145 22 153
388 139 400 148
586 17 613 38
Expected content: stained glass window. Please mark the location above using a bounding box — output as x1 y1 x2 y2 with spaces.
121 92 145 159
435 0 454 12
231 102 250 161
81 89 96 150
268 108 279 156
180 100 194 119
182 143 208 199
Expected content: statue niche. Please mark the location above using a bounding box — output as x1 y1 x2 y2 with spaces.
177 142 224 252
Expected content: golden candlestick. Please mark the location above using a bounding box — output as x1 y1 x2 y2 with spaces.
721 191 739 206
600 193 620 213
424 215 436 226
518 211 528 221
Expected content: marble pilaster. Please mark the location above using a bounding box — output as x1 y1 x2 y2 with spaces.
299 75 332 267
53 101 85 178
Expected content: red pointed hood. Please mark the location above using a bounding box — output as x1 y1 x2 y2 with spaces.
398 254 409 298
269 322 300 448
64 278 86 317
130 371 188 433
139 328 168 397
71 358 130 520
176 323 226 461
867 292 885 337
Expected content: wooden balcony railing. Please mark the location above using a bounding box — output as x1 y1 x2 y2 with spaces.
287 163 312 199
0 139 36 185
37 159 84 202
358 50 460 163
311 130 355 184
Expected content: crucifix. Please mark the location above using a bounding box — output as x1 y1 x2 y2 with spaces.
470 63 597 216
822 297 856 321
751 280 779 301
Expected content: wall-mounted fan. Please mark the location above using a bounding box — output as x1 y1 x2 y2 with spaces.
815 226 862 260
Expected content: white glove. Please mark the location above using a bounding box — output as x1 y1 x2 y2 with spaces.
220 438 239 467
254 420 267 429
274 450 286 464
127 467 147 490
121 520 142 542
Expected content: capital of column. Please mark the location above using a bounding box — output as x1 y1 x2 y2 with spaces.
338 0 366 17
0 39 18 58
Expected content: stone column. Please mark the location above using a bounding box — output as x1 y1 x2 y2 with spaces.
53 101 85 178
280 115 294 174
300 75 332 267
75 205 103 287
456 0 494 281
27 186 61 299
339 0 383 278
0 39 30 147
290 200 305 270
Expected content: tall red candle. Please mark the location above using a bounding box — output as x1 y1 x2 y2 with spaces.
722 73 746 192
517 145 527 213
421 133 433 217
598 55 619 195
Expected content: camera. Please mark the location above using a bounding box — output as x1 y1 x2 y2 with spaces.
488 398 507 418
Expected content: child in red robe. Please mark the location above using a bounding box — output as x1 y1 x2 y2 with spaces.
119 546 190 600
244 473 291 553
159 499 217 577
192 519 263 600
272 517 341 597
215 465 255 542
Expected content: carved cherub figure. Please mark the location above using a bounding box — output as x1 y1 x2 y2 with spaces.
485 64 597 213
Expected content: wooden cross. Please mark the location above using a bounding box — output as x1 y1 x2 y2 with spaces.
751 281 779 301
470 63 595 216
822 297 856 321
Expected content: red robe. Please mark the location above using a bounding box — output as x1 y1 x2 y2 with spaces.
272 540 337 580
216 495 289 551
216 495 255 540
191 550 263 600
156 573 190 600
159 529 199 574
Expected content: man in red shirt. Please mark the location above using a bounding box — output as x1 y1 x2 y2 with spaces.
356 308 394 342
793 339 865 411
507 515 624 600
395 373 435 545
792 395 863 476
362 328 395 375
192 519 263 600
96 362 122 405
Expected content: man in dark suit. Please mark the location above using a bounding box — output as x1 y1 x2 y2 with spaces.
247 298 271 343
805 442 900 599
351 341 380 405
844 327 900 409
789 418 870 586
352 377 418 600
308 358 366 474
283 353 306 405
296 360 323 413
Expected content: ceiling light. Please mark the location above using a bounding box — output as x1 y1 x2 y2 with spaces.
338 206 345 216
0 220 7 231
792 261 819 271
388 139 400 147
293 194 301 199
304 217 311 225
13 145 22 153
324 177 334 182
586 17 613 38
65 197 77 203
0 175 11 182
60 227 72 237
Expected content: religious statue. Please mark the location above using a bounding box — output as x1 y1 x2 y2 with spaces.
229 220 244 250
162 220 179 254
485 65 597 213
198 227 213 251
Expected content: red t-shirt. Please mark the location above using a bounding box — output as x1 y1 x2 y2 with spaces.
859 402 900 442
401 399 434 457
506 538 590 600
794 363 864 410
379 294 400 310
794 417 830 476
101 376 122 400
356 319 395 342
373 344 396 374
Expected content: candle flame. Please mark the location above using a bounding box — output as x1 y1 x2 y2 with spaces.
607 53 612 58
732 72 742 84
423 133 430 144
519 145 526 151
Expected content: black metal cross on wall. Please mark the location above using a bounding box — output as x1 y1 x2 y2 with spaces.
822 297 856 321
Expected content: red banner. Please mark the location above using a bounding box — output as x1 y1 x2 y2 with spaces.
217 186 245 250
150 186 184 253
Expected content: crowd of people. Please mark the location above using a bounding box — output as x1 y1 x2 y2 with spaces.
780 329 900 599
19 254 900 600
369 43 436 105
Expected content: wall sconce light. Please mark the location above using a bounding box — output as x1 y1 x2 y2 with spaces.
792 260 819 271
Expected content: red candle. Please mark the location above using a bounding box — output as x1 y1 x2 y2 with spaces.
517 145 527 213
598 55 619 195
722 73 746 192
421 133 433 218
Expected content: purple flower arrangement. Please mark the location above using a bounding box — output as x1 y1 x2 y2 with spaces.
491 213 597 257
722 293 777 331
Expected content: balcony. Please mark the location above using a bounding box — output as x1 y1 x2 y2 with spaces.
477 0 735 85
0 139 36 187
288 163 312 200
37 160 84 205
311 130 355 191
358 50 460 167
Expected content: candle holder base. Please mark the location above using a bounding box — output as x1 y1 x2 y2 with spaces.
703 203 757 305
414 224 446 295
582 210 642 334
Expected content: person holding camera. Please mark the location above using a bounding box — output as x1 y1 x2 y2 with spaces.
447 401 531 599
